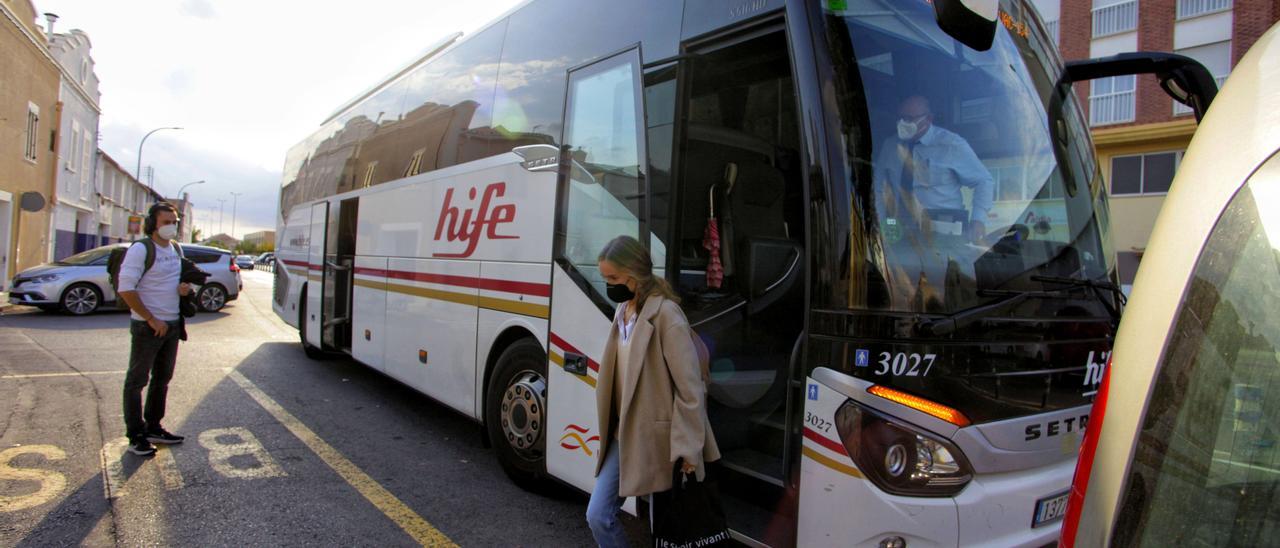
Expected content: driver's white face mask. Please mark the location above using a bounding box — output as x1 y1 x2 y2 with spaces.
898 118 922 141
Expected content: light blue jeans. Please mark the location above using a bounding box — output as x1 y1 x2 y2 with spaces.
586 440 630 548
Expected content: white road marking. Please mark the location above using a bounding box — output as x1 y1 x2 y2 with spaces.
197 427 287 480
100 437 130 499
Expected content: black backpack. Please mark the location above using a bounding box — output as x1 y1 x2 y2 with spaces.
107 240 183 309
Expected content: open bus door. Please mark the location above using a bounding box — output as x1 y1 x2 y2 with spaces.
303 202 327 349
543 47 649 504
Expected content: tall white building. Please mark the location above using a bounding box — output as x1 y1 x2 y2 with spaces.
46 28 101 259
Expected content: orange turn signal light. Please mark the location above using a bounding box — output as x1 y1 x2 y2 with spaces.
867 385 971 427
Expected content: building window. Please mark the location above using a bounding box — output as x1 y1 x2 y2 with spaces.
67 123 81 174
1177 0 1231 19
1044 19 1060 45
82 133 93 190
1092 0 1138 37
1111 151 1181 195
1090 75 1137 126
362 161 378 188
1174 41 1231 116
24 103 40 161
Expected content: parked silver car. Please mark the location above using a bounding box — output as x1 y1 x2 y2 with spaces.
8 243 243 315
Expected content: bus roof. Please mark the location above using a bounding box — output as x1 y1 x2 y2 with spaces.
319 0 538 127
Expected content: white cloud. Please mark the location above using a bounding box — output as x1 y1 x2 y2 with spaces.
36 0 524 236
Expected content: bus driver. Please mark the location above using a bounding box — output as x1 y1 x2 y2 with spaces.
876 95 994 244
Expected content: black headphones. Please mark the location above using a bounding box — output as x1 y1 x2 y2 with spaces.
145 202 177 235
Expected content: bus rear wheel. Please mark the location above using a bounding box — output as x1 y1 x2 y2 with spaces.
485 337 550 490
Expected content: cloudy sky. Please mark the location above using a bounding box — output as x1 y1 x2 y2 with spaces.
35 0 523 238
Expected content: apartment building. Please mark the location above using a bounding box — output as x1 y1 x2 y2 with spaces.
46 27 101 260
1032 0 1279 289
0 0 60 288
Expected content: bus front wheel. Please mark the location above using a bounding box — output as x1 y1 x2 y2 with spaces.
298 288 326 360
485 337 550 490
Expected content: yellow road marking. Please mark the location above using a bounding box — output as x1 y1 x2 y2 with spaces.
155 445 186 490
801 446 864 479
0 445 68 512
229 371 455 546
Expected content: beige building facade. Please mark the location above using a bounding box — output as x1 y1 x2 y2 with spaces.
1 0 60 288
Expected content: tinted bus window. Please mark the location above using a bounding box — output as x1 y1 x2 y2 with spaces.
398 20 506 170
491 0 681 150
1113 156 1280 546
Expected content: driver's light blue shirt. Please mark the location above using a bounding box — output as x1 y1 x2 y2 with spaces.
875 125 995 223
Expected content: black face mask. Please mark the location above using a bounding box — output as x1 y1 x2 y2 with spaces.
606 282 635 303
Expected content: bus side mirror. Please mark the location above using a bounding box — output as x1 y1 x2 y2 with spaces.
1061 52 1219 122
933 0 999 52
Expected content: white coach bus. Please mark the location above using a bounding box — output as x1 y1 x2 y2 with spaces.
274 0 1216 545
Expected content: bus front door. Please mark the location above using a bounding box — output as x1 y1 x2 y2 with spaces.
304 202 327 349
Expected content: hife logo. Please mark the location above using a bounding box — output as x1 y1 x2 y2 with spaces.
432 182 517 258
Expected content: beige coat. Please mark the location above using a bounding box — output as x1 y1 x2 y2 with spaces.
594 295 721 497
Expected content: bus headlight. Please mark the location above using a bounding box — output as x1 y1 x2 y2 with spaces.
835 400 972 497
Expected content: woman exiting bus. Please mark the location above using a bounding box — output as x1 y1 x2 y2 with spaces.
586 235 721 547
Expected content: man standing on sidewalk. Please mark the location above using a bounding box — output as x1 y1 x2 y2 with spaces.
117 202 192 456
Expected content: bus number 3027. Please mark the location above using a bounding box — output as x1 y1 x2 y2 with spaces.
876 352 938 377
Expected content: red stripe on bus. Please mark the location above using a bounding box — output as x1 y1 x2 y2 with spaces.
352 267 550 298
549 332 600 372
803 427 849 456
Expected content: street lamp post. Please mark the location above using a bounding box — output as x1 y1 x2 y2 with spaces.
174 180 205 242
217 198 226 234
229 192 243 247
135 126 182 185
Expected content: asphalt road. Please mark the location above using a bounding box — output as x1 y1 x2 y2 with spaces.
0 269 650 546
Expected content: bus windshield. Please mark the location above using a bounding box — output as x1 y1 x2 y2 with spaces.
824 0 1114 315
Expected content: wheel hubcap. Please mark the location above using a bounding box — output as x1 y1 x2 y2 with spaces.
500 370 547 460
201 287 225 310
66 287 97 314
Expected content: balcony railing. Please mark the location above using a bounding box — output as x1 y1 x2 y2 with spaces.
1045 19 1060 45
1174 75 1229 115
1093 0 1139 37
1177 0 1231 19
1090 91 1136 126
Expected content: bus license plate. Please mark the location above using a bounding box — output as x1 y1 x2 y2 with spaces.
1033 491 1070 528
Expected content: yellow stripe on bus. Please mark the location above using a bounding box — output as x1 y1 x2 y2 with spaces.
548 351 597 388
801 445 864 479
353 277 549 320
477 295 549 319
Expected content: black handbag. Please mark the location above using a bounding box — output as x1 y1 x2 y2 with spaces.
179 257 209 318
651 464 733 548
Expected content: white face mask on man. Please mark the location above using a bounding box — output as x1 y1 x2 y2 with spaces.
898 118 923 141
157 224 179 241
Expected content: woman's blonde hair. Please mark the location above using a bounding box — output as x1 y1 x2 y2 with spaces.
598 235 680 307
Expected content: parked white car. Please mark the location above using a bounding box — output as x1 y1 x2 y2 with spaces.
8 242 243 315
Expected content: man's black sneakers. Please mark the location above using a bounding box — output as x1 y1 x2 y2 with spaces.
128 438 157 456
146 429 185 445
